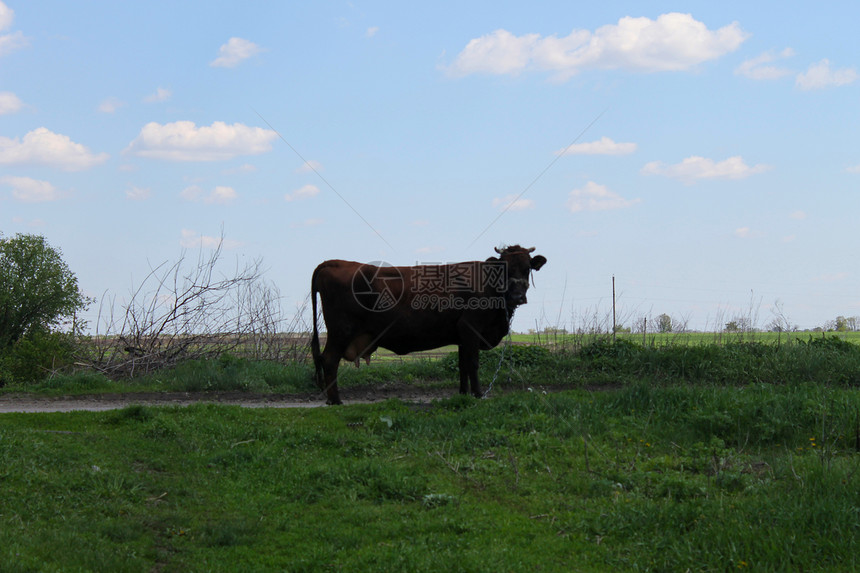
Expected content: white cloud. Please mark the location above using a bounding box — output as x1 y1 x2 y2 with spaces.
1 175 60 202
125 121 277 161
566 181 640 213
179 229 242 249
0 91 21 114
447 13 747 79
0 127 109 171
285 184 320 201
0 1 12 30
492 194 534 211
179 185 203 201
180 185 237 204
144 87 171 103
734 227 753 239
366 26 379 38
558 136 637 156
0 1 27 58
0 30 25 56
796 59 858 90
210 37 262 68
209 186 237 204
735 48 795 80
125 185 151 201
641 155 771 182
450 29 539 76
295 160 323 174
789 210 807 220
98 97 125 114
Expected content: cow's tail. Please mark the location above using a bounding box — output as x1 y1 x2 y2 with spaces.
310 266 324 389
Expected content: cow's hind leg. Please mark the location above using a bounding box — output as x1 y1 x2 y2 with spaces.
320 343 345 405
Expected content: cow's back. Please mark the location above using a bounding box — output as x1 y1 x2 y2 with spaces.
318 259 511 353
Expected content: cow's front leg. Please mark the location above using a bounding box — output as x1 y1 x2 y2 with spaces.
457 344 481 398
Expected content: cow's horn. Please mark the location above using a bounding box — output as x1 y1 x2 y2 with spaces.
527 247 535 253
494 246 503 254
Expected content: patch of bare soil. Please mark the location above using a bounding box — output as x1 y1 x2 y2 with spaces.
0 383 603 413
0 386 451 413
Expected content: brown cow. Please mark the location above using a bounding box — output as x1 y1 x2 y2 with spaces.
310 245 546 404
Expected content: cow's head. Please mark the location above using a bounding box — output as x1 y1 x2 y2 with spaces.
489 245 547 308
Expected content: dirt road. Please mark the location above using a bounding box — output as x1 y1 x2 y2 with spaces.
0 387 459 413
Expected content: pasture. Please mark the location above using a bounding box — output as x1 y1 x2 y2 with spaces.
355 329 860 363
2 337 860 571
1 386 859 570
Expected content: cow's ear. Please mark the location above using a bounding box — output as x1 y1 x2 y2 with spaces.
531 255 547 271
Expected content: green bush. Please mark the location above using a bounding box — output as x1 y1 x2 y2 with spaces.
0 233 90 349
0 330 77 385
439 344 552 373
486 344 552 368
797 334 859 353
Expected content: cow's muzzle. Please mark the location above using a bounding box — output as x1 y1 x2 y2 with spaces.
507 278 529 306
509 293 527 306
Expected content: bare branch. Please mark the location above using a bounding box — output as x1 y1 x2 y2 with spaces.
80 235 308 377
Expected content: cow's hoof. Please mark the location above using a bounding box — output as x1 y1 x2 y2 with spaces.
326 398 343 406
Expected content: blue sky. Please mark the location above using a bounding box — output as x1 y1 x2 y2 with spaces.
1 1 859 334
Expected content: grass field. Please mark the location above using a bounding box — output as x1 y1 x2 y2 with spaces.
6 332 860 398
1 384 859 571
517 329 860 347
362 329 860 363
3 336 860 570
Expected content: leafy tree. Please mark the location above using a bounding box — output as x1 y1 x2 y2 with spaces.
827 316 856 332
725 317 752 333
657 313 672 333
0 233 91 349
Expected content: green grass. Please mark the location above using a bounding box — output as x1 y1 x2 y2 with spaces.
1 355 320 396
519 329 860 348
7 335 860 399
1 385 859 571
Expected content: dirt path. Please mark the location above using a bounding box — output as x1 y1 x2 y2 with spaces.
0 387 460 413
0 383 598 414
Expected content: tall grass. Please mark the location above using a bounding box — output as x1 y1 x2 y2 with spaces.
7 334 860 397
562 336 860 386
231 333 856 395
